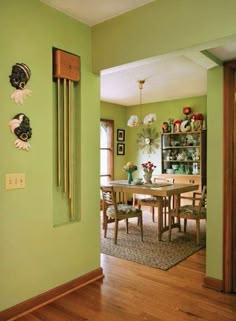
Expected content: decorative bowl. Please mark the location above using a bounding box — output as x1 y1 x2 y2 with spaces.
172 164 179 170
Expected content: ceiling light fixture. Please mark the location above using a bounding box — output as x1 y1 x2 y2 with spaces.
127 80 156 127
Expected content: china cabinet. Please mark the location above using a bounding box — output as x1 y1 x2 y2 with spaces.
157 130 206 192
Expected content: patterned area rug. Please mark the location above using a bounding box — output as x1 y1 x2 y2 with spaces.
100 211 206 270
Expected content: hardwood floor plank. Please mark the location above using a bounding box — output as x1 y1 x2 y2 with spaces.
16 315 41 321
33 304 85 321
17 249 236 321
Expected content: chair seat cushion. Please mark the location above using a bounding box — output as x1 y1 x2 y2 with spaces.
179 205 206 217
140 197 168 205
107 204 141 217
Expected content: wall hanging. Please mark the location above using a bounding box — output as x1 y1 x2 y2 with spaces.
136 127 159 155
117 129 125 142
8 113 32 151
53 48 80 219
117 143 125 155
9 63 32 104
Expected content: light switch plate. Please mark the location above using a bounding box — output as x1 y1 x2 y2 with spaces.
5 173 25 190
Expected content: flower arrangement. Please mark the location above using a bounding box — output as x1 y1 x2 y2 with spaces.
141 161 156 184
123 162 137 184
123 162 137 172
141 161 156 173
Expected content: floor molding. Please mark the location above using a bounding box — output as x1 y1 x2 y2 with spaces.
203 276 223 292
0 267 104 321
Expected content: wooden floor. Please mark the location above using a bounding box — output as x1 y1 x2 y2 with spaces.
17 249 236 321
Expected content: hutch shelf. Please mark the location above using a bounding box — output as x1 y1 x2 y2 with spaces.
158 130 206 191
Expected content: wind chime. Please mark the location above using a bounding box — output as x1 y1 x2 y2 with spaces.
53 49 80 219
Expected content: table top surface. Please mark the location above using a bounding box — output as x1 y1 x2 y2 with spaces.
103 180 199 197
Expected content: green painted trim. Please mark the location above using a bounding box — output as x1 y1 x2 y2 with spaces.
201 50 223 66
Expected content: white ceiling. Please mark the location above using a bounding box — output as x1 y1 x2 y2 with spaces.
40 0 155 26
41 0 236 106
101 52 212 106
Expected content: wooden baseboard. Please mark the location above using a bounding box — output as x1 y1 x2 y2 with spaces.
0 267 104 321
203 276 223 292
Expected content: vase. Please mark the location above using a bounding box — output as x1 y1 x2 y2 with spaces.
127 171 133 184
143 172 152 184
175 123 180 132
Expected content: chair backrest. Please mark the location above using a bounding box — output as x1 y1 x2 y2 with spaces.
100 186 118 212
153 177 175 184
196 185 207 215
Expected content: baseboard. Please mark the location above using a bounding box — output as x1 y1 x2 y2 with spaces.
0 267 104 321
203 276 223 292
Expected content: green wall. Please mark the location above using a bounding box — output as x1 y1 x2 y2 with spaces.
0 0 229 311
1 0 100 310
100 101 127 179
206 67 223 279
92 0 236 72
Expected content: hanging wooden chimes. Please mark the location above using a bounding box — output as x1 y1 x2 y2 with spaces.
53 48 80 219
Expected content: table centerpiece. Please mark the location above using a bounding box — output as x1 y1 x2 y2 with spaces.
123 162 138 184
141 161 156 184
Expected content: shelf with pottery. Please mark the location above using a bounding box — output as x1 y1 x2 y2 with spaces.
160 108 206 194
161 131 205 174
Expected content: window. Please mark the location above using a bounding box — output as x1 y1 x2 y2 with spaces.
100 119 114 184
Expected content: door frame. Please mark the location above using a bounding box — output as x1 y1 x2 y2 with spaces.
223 60 236 292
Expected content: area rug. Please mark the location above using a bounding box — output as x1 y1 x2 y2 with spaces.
100 212 206 270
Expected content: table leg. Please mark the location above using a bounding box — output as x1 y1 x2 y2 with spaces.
157 196 163 241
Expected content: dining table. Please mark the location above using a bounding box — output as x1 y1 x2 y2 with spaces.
102 180 199 241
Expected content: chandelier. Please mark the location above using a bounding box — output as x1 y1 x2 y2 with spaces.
127 80 156 127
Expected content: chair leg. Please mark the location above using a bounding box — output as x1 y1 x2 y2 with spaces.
104 216 108 238
137 217 140 226
152 206 155 222
168 213 172 241
178 217 181 232
137 203 141 225
114 219 119 244
126 218 129 233
169 196 173 211
184 219 187 233
196 219 200 245
139 215 144 242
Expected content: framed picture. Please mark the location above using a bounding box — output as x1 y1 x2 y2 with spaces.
117 129 125 142
117 143 125 155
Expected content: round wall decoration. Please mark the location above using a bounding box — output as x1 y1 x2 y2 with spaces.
136 127 159 154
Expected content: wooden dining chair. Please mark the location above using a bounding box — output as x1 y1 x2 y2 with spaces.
168 185 207 245
100 186 143 244
137 178 175 226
